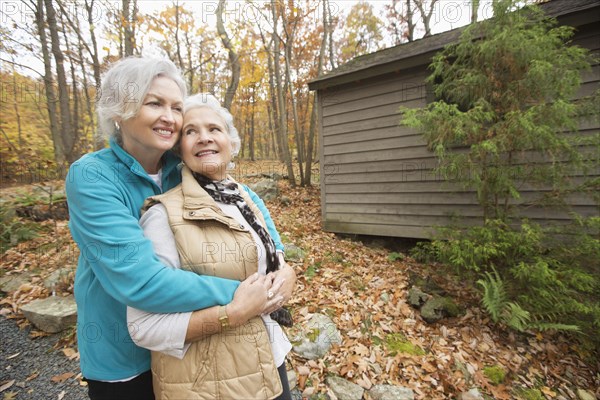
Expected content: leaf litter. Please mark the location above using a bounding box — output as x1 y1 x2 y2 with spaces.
1 162 598 399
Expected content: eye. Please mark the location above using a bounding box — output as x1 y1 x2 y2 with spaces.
210 126 222 133
184 129 196 136
172 105 183 113
146 101 161 107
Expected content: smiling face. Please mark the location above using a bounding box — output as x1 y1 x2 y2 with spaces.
118 76 183 173
180 106 233 181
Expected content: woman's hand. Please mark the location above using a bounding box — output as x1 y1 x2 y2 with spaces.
262 259 296 315
227 273 282 326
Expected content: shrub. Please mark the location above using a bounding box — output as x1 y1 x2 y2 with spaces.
414 218 599 349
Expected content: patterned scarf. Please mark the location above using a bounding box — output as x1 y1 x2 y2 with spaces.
194 173 293 327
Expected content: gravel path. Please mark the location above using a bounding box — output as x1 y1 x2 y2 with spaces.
0 316 87 400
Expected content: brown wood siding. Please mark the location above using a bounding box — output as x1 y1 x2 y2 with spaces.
318 22 600 239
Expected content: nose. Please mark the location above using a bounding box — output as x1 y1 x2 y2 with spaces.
160 108 175 124
196 129 213 144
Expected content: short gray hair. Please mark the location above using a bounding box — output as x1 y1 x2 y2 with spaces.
183 93 241 157
97 56 187 142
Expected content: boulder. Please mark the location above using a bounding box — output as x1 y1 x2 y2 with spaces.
0 274 32 293
369 384 415 400
248 180 279 201
292 313 342 360
326 376 364 400
285 244 306 263
421 296 460 323
20 295 77 333
457 388 485 400
407 286 429 308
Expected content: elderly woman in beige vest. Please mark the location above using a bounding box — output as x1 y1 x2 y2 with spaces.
127 93 296 400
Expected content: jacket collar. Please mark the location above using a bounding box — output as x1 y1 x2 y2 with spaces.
109 136 181 181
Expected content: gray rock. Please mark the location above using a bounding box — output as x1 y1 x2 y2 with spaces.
280 196 292 206
43 267 74 292
457 388 485 400
0 274 31 293
20 296 77 333
420 296 460 323
261 172 285 181
369 384 415 400
576 389 596 400
290 388 303 400
407 286 428 308
380 292 390 303
292 313 342 360
248 180 279 201
285 244 306 262
326 376 364 400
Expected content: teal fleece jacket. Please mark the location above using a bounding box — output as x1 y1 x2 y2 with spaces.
66 138 283 380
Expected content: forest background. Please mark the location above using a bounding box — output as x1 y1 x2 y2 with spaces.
1 1 599 398
0 0 493 187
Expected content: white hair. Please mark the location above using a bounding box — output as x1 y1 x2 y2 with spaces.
96 56 187 142
183 93 241 157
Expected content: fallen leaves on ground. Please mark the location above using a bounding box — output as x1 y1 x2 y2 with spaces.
1 162 598 399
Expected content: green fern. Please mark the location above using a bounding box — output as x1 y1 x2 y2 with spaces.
477 270 508 321
477 270 531 331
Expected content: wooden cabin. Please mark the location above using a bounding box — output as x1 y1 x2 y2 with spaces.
308 0 599 239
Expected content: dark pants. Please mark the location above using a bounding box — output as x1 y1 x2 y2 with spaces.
87 364 292 400
86 370 154 400
275 363 293 400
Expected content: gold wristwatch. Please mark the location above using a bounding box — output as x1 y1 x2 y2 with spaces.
218 305 230 329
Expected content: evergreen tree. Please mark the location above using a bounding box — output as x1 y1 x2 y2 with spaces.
402 0 598 222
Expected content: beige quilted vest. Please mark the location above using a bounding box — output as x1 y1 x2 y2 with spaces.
143 166 282 400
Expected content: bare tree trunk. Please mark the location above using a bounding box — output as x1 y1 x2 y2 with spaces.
258 27 281 160
303 0 329 186
174 2 184 69
249 84 256 161
75 20 95 153
282 11 304 184
10 60 23 150
471 0 480 23
405 0 415 41
44 0 74 166
57 0 103 150
122 0 135 56
271 0 296 186
414 0 439 37
184 32 195 92
326 0 336 70
60 9 81 161
217 0 240 110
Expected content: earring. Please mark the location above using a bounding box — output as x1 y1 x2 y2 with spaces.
114 121 121 131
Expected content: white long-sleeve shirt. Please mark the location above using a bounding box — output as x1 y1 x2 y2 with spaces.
127 202 291 367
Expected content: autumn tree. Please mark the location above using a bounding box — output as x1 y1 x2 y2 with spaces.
269 0 296 186
339 2 383 62
216 0 241 110
384 0 439 44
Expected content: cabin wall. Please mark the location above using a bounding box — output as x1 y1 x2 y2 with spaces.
318 22 599 239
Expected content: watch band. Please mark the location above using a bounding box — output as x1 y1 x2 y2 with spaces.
218 305 229 329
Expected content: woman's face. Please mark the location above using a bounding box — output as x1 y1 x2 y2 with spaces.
180 106 233 181
119 76 183 171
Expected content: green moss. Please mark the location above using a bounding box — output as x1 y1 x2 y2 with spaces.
388 252 405 261
514 388 544 400
306 328 321 342
385 333 425 356
304 263 320 279
483 365 506 385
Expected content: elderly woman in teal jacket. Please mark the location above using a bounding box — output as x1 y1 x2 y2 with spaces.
127 93 295 399
66 56 292 400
